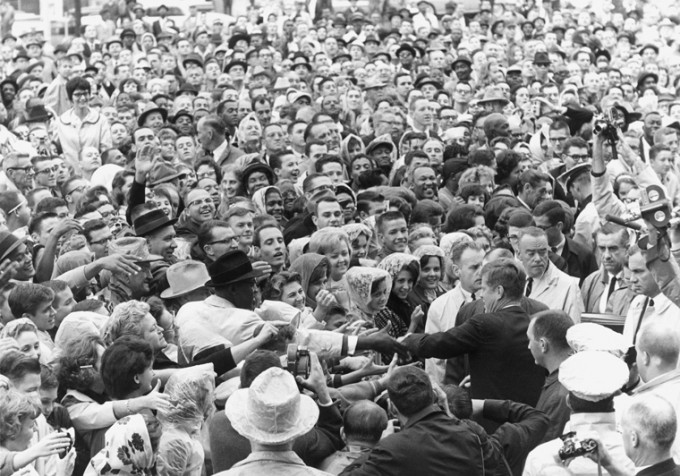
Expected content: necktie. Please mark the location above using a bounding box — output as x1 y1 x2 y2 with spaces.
607 276 617 300
471 293 476 301
551 246 558 254
525 277 533 297
632 297 653 345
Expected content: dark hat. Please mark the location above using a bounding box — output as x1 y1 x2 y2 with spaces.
639 43 659 56
224 59 248 73
182 53 204 69
594 49 611 62
374 51 391 63
137 106 168 127
552 25 566 33
559 163 591 190
157 3 169 10
451 55 472 67
206 250 264 287
147 162 184 187
133 208 178 236
332 52 351 63
228 32 251 50
120 28 136 39
0 231 22 262
170 109 193 123
291 56 312 71
442 158 468 182
192 28 209 41
611 102 642 123
25 104 52 123
414 75 442 90
242 162 275 186
1 35 16 44
366 135 395 155
396 43 416 57
105 37 122 47
13 48 28 61
364 34 380 45
563 105 594 135
176 84 199 97
533 51 551 65
637 72 659 90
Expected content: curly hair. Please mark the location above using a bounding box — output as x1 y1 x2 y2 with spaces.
102 300 150 346
55 333 104 393
262 272 302 301
308 228 351 257
0 388 40 445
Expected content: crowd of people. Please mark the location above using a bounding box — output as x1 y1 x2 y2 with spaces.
0 0 679 473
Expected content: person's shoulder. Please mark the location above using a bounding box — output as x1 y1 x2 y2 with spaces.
566 237 593 256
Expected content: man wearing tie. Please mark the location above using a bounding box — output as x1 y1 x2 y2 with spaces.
623 245 680 346
518 227 584 323
425 240 485 383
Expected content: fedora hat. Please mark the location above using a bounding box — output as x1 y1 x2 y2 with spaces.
241 162 275 187
225 367 319 445
532 51 551 65
206 250 264 287
147 162 183 187
451 55 472 68
25 104 52 123
160 260 210 299
478 87 510 106
224 59 248 74
108 237 163 263
396 43 416 57
182 53 204 70
133 208 177 237
558 163 591 190
137 105 168 127
291 56 312 71
228 32 251 50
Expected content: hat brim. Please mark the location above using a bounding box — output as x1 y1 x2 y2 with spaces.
224 387 319 445
135 217 178 237
134 254 165 264
478 98 510 105
137 107 168 127
366 141 394 154
160 278 208 299
147 171 184 187
205 267 265 287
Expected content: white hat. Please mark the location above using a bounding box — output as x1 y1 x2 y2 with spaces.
225 367 319 445
566 323 629 358
559 351 629 402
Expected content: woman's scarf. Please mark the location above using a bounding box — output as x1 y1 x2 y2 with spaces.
345 266 392 315
377 253 420 326
290 253 329 309
85 414 155 476
251 185 280 216
340 133 365 164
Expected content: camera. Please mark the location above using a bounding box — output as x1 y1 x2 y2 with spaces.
286 344 311 379
57 428 75 459
558 431 598 460
640 185 674 230
593 108 618 144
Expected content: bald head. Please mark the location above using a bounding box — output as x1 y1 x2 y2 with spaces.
485 247 514 263
343 400 388 445
624 394 677 454
637 317 680 370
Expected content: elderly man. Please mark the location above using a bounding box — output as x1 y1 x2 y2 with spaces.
523 350 635 475
518 227 584 323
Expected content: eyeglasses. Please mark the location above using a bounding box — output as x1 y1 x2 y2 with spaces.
72 91 91 99
568 154 589 161
8 200 26 215
207 236 240 246
35 165 59 175
66 185 87 196
7 166 34 174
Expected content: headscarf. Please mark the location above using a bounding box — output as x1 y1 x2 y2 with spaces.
377 253 420 284
290 253 329 308
288 237 311 265
439 232 473 260
159 368 215 433
413 245 445 262
251 185 280 216
345 266 392 315
0 317 37 339
340 133 366 164
85 414 156 476
342 223 372 244
90 164 124 192
236 112 262 146
54 312 108 352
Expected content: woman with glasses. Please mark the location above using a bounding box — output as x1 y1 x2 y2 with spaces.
55 77 112 173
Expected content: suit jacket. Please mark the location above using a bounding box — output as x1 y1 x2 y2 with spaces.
405 306 545 406
581 267 635 314
340 406 499 476
561 237 598 285
444 297 549 385
637 459 680 476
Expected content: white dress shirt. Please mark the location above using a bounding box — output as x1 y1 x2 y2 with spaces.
623 293 680 346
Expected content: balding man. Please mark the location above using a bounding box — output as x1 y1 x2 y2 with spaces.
597 395 679 476
320 401 387 474
196 115 244 169
631 318 680 462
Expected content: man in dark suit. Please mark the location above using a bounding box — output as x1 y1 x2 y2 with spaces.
533 200 597 285
403 258 545 407
593 394 680 476
341 366 500 476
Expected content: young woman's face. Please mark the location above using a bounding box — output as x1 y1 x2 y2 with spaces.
281 281 305 310
393 269 414 300
307 267 328 302
351 157 372 180
16 331 41 360
367 278 390 313
419 257 442 290
12 417 37 450
326 242 351 281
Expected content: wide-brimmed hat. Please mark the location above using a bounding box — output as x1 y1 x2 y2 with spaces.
137 106 168 127
224 59 248 74
108 237 163 263
558 163 591 190
242 162 275 186
170 109 193 124
182 53 204 70
147 162 183 187
637 72 659 90
291 56 312 71
363 77 386 90
133 208 177 237
25 104 52 123
451 55 472 68
206 250 264 287
225 367 319 444
366 135 395 155
228 32 251 50
478 87 510 106
396 43 416 57
414 75 442 90
533 51 551 65
250 65 271 79
160 260 210 299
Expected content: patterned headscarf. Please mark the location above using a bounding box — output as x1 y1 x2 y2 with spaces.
85 414 155 476
345 266 392 314
376 253 420 283
341 223 372 244
439 232 473 259
251 185 280 216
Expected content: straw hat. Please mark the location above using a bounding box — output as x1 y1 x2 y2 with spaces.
225 367 319 444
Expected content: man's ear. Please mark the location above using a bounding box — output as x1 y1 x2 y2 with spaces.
539 337 549 354
451 263 461 279
311 214 318 227
274 168 282 178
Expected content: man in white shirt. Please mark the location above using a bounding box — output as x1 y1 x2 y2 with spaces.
518 227 584 323
623 245 680 346
425 240 484 383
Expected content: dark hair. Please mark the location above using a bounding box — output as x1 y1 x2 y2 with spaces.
443 384 473 419
40 363 59 390
82 219 109 244
343 401 388 443
28 212 57 236
252 223 281 248
8 284 54 318
458 184 489 204
240 350 283 388
468 149 495 167
315 154 345 173
263 271 302 301
410 199 444 225
197 219 231 250
376 211 406 234
65 77 91 101
194 158 223 184
481 258 526 300
403 150 429 167
516 169 552 195
530 310 574 351
269 150 295 170
56 333 105 392
387 366 433 417
443 205 483 233
100 336 154 400
495 150 522 184
36 197 68 214
532 200 567 232
0 351 41 382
